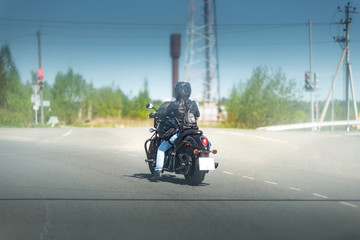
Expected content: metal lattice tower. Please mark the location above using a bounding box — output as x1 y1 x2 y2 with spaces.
184 0 220 121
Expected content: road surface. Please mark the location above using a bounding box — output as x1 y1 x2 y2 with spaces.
0 127 359 239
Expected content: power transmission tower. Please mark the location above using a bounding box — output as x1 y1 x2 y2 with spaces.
320 2 358 131
184 0 221 121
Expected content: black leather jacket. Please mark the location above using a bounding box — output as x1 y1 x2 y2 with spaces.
155 98 200 132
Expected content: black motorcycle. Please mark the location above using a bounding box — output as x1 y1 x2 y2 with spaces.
144 102 218 185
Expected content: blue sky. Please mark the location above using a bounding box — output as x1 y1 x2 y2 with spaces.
1 0 360 102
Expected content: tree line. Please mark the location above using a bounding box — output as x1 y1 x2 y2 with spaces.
224 66 360 129
0 44 151 126
0 44 358 128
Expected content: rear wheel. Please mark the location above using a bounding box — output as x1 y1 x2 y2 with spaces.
184 158 206 186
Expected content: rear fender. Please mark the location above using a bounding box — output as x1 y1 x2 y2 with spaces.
176 134 210 152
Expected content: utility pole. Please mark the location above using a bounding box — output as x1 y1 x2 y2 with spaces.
344 4 351 126
304 20 317 129
37 31 44 125
309 20 314 126
314 72 319 121
320 2 358 131
31 85 39 125
331 76 334 132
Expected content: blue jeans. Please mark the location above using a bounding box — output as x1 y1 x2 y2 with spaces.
155 133 179 172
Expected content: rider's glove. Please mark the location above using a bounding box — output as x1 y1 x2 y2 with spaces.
162 128 177 141
149 112 156 118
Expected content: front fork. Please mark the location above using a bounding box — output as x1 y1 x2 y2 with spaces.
144 132 157 163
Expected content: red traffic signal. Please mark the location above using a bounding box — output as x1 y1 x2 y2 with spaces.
38 68 43 76
304 71 313 91
38 68 44 81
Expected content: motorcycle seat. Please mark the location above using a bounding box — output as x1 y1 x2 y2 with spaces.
174 129 203 146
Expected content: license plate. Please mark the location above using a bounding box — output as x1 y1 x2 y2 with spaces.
199 157 215 171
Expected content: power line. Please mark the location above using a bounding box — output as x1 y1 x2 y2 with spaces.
0 20 342 45
44 33 170 39
0 17 338 28
0 33 34 42
0 18 341 43
0 18 185 27
4 39 356 47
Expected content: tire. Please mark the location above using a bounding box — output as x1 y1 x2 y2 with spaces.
148 139 158 174
148 162 156 175
184 158 206 186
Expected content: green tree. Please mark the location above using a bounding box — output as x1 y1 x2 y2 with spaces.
52 68 87 124
92 86 124 118
126 79 151 119
0 44 32 126
226 66 303 128
0 44 22 111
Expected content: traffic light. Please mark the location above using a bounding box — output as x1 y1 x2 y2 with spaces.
305 71 313 91
38 68 44 90
38 68 44 81
314 73 319 89
39 80 44 90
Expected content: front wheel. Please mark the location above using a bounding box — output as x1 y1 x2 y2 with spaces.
148 161 156 175
147 138 159 174
184 158 206 186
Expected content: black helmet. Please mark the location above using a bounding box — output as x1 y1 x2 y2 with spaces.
175 81 191 100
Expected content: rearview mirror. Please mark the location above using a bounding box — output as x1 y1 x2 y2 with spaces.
146 103 154 109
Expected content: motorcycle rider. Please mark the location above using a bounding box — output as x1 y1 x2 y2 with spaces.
150 81 200 180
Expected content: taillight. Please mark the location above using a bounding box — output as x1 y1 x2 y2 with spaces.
201 137 208 146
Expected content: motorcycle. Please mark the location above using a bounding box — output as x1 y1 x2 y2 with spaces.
144 102 218 185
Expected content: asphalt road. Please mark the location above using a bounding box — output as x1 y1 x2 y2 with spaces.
0 127 359 240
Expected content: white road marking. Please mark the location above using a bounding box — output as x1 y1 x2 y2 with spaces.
242 176 255 180
128 154 137 157
222 171 234 175
312 193 328 199
62 130 73 137
265 181 278 185
339 202 357 208
288 187 301 191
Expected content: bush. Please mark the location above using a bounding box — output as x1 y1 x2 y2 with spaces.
225 66 303 128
